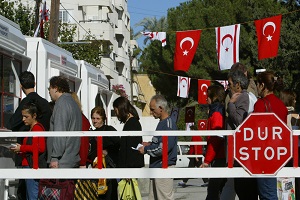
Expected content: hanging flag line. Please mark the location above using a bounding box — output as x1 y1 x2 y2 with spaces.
142 10 300 72
141 9 300 34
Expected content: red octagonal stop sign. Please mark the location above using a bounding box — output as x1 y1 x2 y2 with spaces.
234 113 292 175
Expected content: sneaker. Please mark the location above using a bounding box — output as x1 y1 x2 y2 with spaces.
178 181 187 187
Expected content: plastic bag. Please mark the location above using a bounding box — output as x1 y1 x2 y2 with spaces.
118 179 142 200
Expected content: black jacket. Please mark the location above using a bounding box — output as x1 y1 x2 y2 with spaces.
118 117 145 168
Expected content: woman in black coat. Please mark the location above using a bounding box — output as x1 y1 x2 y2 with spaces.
113 97 145 168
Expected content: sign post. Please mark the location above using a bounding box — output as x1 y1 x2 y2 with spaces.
234 113 292 175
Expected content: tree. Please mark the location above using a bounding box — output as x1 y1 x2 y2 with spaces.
134 16 168 45
0 0 35 36
138 0 300 107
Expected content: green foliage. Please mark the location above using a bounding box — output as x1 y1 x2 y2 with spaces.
0 0 35 36
44 22 103 67
137 0 300 110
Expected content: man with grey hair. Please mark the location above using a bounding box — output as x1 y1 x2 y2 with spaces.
138 94 178 200
227 70 255 129
225 70 258 200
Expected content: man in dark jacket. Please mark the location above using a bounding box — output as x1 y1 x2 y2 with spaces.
6 71 51 200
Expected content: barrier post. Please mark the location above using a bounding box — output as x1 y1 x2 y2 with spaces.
97 136 103 169
162 136 168 168
293 135 298 168
33 137 38 169
227 135 234 168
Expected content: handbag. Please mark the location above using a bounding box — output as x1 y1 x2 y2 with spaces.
92 154 109 195
74 179 98 200
38 179 75 200
118 179 142 200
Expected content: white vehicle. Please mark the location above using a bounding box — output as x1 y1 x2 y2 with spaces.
176 142 206 168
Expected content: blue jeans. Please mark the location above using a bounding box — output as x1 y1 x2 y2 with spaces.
257 178 277 200
23 166 39 200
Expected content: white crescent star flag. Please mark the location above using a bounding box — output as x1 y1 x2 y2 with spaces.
177 76 191 98
141 32 167 47
186 122 195 131
216 80 229 90
216 24 240 70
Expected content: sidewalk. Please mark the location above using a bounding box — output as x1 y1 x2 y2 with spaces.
141 178 210 200
141 178 240 200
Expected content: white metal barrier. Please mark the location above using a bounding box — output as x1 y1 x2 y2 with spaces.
0 130 299 180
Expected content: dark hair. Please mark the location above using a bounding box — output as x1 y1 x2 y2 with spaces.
91 106 107 123
228 70 249 90
49 76 70 93
230 62 247 74
113 97 139 123
22 101 41 119
207 85 225 104
279 89 296 107
19 71 35 89
256 71 275 92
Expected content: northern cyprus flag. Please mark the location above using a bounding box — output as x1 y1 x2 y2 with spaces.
216 24 240 70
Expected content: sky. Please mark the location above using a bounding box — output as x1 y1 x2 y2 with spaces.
128 0 188 48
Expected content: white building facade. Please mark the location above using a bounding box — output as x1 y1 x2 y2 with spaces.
58 0 132 101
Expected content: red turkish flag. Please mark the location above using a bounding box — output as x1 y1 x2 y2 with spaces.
174 30 201 72
255 15 282 60
198 119 207 130
198 80 211 104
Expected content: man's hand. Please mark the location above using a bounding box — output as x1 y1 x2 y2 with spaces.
142 142 150 146
50 161 59 168
138 146 145 154
229 92 241 103
200 163 209 168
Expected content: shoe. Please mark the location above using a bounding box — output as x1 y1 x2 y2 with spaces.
178 181 187 187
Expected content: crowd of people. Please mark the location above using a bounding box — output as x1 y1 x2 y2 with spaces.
6 71 177 200
5 61 299 200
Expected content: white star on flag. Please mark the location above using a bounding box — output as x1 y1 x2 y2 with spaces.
183 50 189 56
267 35 272 41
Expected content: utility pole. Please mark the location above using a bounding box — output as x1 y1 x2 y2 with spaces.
49 0 60 44
130 52 134 104
35 0 42 30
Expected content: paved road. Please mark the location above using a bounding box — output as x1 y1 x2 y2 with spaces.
140 178 241 200
141 178 214 200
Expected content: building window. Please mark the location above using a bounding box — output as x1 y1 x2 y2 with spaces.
59 10 70 23
0 54 22 129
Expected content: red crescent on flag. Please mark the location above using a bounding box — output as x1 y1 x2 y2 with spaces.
262 22 276 36
221 34 233 46
180 77 188 87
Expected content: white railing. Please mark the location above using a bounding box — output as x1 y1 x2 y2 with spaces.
0 130 299 179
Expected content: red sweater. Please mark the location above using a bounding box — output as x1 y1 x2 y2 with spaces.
188 136 203 155
204 109 225 164
254 94 288 123
20 122 45 166
79 113 91 166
